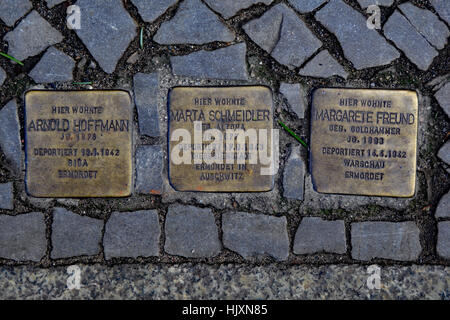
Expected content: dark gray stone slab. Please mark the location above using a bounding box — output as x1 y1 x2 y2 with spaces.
279 83 306 118
299 50 348 79
0 67 6 86
135 145 163 195
435 82 450 118
131 0 177 23
170 43 248 80
0 0 32 26
153 0 234 44
133 73 160 137
4 10 63 61
384 11 438 71
399 3 449 50
357 0 393 8
438 140 450 165
282 146 305 200
431 0 450 25
287 0 327 13
0 100 22 173
351 221 421 261
222 212 289 261
293 217 346 254
205 0 273 19
244 3 322 69
74 0 137 73
436 192 450 218
46 0 65 8
164 204 221 258
316 0 399 70
0 182 13 210
29 47 75 83
51 207 103 259
0 212 46 261
437 222 450 259
104 210 160 259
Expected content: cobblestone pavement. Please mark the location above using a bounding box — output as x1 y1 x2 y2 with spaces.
0 0 449 299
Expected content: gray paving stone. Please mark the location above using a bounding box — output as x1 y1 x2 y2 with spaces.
133 73 160 137
29 47 75 83
131 0 177 23
293 217 346 254
279 83 306 118
435 82 450 118
205 0 273 19
0 212 46 261
316 0 399 70
104 210 160 259
4 10 63 61
154 0 234 44
74 0 137 74
357 0 393 8
384 11 438 71
51 207 103 259
46 0 65 8
437 140 450 165
437 222 450 259
287 0 327 13
299 50 348 79
436 192 450 218
170 43 248 80
0 183 13 210
164 204 221 258
282 146 305 200
351 221 421 261
399 3 449 50
135 145 163 195
0 67 6 86
0 100 22 173
244 3 322 69
0 0 32 26
431 0 450 25
222 212 289 261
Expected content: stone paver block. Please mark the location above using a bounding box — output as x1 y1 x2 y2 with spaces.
0 212 46 261
75 0 137 73
351 221 421 261
438 140 450 165
131 0 177 23
436 192 450 218
244 3 322 69
357 0 393 8
135 145 163 195
205 0 273 19
4 10 63 61
0 183 13 210
46 0 66 8
316 0 399 70
399 3 449 50
279 83 306 118
435 82 450 118
437 222 450 259
170 43 248 80
0 0 32 26
133 73 160 137
431 0 450 25
51 207 103 259
294 217 346 254
165 204 221 258
154 0 234 44
0 100 22 173
29 47 75 83
282 146 305 200
0 67 6 86
287 0 327 13
299 50 348 79
384 11 438 71
104 210 160 259
222 212 289 261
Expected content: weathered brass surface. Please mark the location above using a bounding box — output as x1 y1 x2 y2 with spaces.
25 90 133 197
168 86 274 192
310 88 418 197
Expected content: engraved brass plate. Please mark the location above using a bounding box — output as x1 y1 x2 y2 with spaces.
25 90 133 197
168 86 274 192
310 88 418 197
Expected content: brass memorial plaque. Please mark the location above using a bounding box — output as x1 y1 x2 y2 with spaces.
25 90 133 197
310 88 418 197
168 86 274 192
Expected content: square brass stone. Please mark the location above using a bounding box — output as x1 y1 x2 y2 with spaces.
310 88 418 197
25 90 133 197
168 86 274 192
